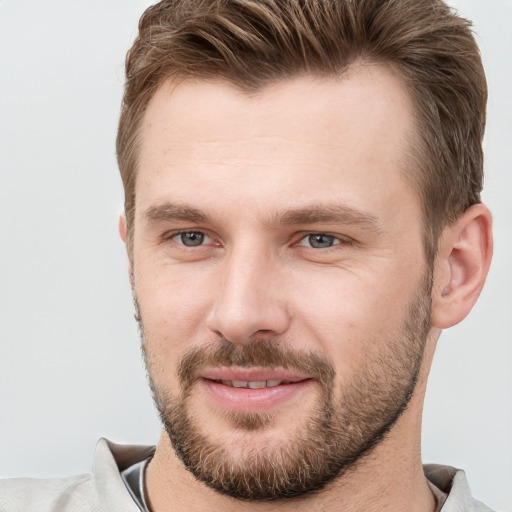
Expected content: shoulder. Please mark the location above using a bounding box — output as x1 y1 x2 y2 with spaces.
0 473 95 512
0 438 154 512
424 464 496 512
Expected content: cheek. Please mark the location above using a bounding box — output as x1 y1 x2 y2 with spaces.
135 260 215 356
291 267 417 373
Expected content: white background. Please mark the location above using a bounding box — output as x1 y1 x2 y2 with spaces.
0 1 510 510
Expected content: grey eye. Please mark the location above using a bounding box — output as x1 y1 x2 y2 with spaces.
307 234 337 248
179 232 205 247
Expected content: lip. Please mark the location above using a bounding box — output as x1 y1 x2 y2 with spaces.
198 367 313 413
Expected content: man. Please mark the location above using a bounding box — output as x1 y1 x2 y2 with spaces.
0 0 495 511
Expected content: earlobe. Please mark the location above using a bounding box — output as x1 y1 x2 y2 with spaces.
431 204 493 329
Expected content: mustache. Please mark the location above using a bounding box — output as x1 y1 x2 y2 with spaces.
177 339 335 392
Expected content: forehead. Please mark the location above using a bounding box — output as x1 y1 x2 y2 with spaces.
136 64 419 220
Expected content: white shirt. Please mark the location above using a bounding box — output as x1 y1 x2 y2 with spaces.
0 438 496 512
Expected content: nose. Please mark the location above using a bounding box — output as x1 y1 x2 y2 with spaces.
206 247 291 344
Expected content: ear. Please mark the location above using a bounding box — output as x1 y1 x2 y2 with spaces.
118 213 135 288
119 213 128 243
431 204 493 329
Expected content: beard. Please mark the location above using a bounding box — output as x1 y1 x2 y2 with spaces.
138 273 432 502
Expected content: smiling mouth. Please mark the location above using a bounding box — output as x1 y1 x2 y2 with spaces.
200 373 313 411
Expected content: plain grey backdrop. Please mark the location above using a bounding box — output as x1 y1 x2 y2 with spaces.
0 1 510 510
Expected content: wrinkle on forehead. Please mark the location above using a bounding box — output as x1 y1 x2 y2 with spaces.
136 65 421 239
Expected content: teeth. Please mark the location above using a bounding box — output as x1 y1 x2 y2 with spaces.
219 380 285 388
248 381 266 389
231 381 249 388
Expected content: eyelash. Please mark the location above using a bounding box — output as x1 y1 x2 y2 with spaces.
297 233 346 249
164 230 215 247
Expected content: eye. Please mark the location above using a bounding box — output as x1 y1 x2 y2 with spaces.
172 231 211 247
298 233 341 249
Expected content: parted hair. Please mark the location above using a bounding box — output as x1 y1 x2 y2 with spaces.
117 0 487 260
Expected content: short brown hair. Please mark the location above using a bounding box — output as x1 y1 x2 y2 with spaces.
116 0 487 261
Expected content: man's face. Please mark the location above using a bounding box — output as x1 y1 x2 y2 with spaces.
130 65 432 499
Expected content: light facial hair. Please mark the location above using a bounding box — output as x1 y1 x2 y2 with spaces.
136 271 432 501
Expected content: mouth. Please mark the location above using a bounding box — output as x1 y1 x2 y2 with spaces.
197 368 313 412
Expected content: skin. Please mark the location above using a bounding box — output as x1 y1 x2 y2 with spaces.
120 63 493 512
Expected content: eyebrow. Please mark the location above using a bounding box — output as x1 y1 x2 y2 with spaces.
143 201 382 232
276 204 382 232
144 203 209 224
